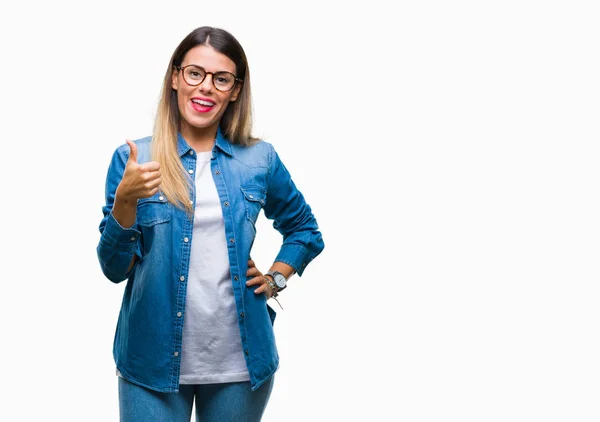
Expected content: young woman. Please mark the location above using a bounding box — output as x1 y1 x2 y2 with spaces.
96 26 324 421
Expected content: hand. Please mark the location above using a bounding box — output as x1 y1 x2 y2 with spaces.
116 140 162 201
245 259 275 298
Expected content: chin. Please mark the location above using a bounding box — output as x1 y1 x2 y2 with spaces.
189 118 212 128
181 113 215 129
181 108 223 130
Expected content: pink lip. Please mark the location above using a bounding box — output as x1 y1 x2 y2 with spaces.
190 97 215 113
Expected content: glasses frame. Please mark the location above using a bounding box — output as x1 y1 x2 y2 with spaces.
175 65 243 92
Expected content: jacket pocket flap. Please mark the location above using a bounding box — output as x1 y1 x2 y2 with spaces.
136 195 171 226
241 186 266 205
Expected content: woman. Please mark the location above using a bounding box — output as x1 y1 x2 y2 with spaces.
96 26 324 421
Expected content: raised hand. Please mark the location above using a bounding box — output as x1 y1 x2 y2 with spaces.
116 140 162 201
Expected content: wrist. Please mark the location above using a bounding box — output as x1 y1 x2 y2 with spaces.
114 192 138 211
264 275 278 293
265 270 287 292
115 187 136 205
112 192 138 229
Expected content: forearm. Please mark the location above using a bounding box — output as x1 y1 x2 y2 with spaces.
97 212 141 283
266 262 296 281
112 190 137 229
97 146 143 283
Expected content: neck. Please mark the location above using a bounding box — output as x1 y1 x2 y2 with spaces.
180 122 218 152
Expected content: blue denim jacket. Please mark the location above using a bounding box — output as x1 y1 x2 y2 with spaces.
96 128 324 393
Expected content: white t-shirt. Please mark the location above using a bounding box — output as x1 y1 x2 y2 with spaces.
178 150 250 384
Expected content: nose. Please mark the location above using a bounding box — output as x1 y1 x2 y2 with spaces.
198 73 214 93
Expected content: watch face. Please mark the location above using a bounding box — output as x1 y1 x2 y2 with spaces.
274 273 287 288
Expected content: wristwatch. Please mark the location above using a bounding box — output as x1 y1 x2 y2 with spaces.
265 270 287 292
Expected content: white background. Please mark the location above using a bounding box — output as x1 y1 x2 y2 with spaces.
1 0 599 421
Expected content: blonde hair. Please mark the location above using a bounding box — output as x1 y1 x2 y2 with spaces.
151 26 257 214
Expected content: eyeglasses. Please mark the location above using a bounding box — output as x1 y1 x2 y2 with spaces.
175 65 242 92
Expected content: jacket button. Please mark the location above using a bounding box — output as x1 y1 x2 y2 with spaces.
188 169 194 174
180 276 185 281
230 238 235 243
224 202 229 206
240 312 244 318
177 312 182 317
234 276 239 280
215 170 220 175
244 349 249 356
174 351 179 357
184 237 189 243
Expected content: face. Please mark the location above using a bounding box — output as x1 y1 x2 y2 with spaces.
171 44 242 138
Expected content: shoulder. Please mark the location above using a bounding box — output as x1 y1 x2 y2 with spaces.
230 138 274 154
230 138 276 169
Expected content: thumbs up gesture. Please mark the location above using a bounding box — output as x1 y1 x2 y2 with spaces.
115 140 162 201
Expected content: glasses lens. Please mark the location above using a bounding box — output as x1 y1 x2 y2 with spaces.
183 66 205 85
213 72 236 91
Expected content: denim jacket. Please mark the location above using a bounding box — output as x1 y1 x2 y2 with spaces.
96 128 324 393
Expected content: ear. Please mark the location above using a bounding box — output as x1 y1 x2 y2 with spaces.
171 68 179 91
229 82 242 102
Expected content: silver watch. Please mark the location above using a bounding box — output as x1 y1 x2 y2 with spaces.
265 270 287 292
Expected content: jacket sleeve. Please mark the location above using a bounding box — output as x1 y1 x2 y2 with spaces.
96 145 142 283
262 143 324 276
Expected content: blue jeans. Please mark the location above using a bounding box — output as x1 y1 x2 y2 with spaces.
118 375 275 422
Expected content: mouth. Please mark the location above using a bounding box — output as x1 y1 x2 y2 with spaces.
190 98 216 113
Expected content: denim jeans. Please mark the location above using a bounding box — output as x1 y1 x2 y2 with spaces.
118 375 274 422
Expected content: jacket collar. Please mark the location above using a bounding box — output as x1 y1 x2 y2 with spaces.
177 126 233 157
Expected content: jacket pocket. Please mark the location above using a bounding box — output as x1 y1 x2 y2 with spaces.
136 195 171 226
136 195 171 259
241 185 266 225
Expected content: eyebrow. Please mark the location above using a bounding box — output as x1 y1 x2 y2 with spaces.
183 64 236 75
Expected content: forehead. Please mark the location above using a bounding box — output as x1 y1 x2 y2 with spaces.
182 45 237 74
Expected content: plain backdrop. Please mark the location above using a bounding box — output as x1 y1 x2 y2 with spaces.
1 1 599 421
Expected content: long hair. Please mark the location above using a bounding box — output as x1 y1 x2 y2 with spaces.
151 26 256 214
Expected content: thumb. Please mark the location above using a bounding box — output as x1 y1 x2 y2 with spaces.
126 139 138 163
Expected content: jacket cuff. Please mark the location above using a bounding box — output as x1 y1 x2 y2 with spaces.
274 244 315 277
101 212 141 248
